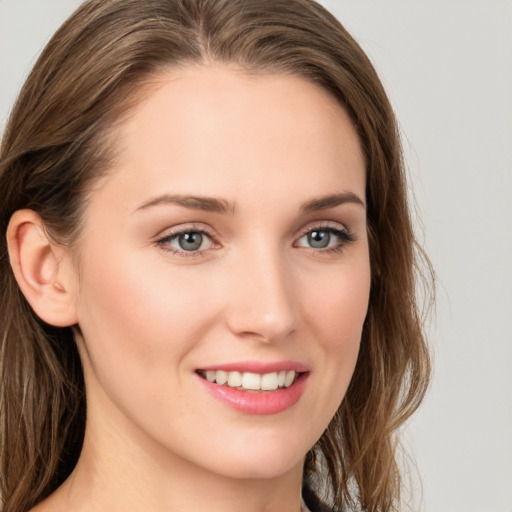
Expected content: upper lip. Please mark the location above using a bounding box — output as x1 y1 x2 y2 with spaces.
197 360 309 373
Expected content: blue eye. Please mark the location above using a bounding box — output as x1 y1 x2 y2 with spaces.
157 225 354 257
176 232 205 251
307 230 331 248
158 230 214 253
296 226 354 252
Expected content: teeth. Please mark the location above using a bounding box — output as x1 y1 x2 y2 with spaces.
227 371 242 387
284 370 295 387
261 372 278 391
202 370 298 391
242 372 261 390
216 370 228 385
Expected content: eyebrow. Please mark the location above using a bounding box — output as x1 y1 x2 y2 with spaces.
133 194 235 214
133 191 365 215
300 192 365 212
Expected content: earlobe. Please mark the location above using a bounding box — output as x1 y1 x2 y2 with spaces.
6 209 78 327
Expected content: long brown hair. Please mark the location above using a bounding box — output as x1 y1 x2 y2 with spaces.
0 1 433 511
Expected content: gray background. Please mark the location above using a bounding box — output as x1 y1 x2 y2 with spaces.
1 1 511 511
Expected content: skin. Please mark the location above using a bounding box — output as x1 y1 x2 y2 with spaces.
28 65 370 512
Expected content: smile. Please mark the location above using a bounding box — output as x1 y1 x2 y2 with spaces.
197 370 299 391
196 364 309 415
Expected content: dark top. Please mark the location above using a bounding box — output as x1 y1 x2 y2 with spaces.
302 486 336 512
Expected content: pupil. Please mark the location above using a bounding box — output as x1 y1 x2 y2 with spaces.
179 232 203 251
308 230 330 248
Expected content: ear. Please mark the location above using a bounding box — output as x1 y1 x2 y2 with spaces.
6 209 78 327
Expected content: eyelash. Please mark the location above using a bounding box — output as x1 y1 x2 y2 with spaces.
156 225 215 259
295 224 356 254
155 224 356 258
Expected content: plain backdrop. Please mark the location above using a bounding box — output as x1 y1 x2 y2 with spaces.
1 1 511 512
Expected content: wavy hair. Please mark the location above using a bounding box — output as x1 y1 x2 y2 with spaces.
0 1 433 511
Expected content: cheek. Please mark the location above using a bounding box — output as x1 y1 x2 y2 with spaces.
301 257 370 416
74 244 214 377
306 259 370 348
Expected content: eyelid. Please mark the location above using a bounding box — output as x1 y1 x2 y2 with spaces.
298 220 348 235
296 220 352 240
155 222 215 239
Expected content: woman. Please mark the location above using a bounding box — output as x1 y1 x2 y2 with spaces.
0 1 433 511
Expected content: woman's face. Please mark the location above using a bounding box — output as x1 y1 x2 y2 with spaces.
69 65 370 481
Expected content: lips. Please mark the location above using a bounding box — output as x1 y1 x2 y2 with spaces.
196 361 309 415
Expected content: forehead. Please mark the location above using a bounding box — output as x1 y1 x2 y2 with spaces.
97 64 365 209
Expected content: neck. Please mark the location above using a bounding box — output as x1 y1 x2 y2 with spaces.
57 447 304 512
40 397 305 512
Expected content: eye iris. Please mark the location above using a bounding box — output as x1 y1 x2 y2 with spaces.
308 230 330 248
178 232 203 251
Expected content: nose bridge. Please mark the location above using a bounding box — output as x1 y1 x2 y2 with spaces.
226 238 297 342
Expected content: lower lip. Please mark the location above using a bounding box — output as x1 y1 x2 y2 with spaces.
197 373 309 415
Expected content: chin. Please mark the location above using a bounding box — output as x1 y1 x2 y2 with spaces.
212 457 304 481
194 435 310 481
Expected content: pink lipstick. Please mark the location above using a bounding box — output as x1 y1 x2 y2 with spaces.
195 361 309 415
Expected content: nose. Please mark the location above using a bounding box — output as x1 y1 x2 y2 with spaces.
224 245 298 344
